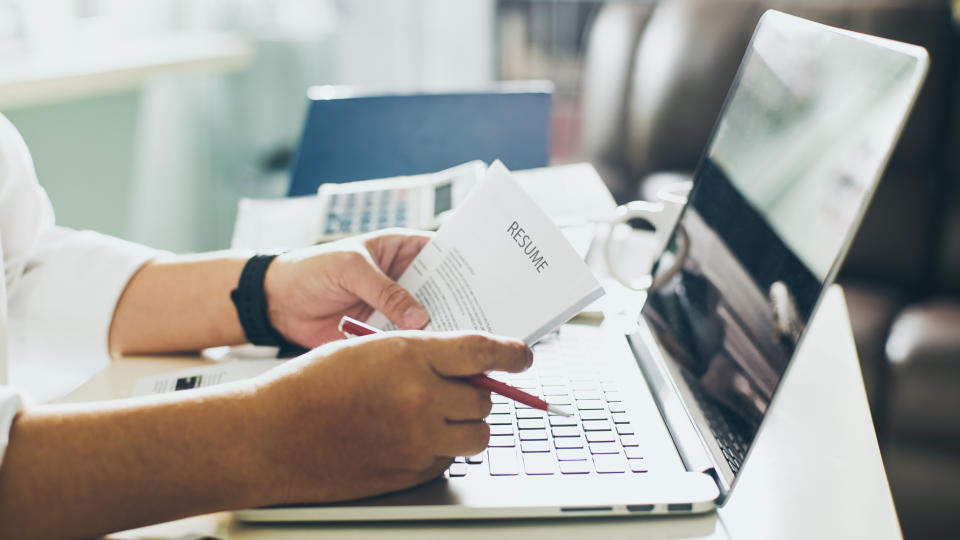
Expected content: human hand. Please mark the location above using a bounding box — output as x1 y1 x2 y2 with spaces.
252 331 532 504
263 229 431 348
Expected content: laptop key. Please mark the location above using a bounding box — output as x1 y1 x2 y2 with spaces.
554 436 585 449
589 442 621 454
629 458 649 473
620 435 639 447
488 448 521 476
522 453 557 475
489 435 516 447
510 378 538 389
616 423 635 435
576 399 605 410
585 431 616 443
541 385 570 396
466 453 484 464
579 410 608 421
488 416 513 425
551 426 581 438
490 403 511 415
559 460 592 474
604 391 623 402
556 448 589 461
448 463 468 477
624 447 644 459
593 454 628 473
611 412 630 424
549 416 578 427
521 440 551 453
516 409 544 419
581 419 613 431
490 424 514 436
573 390 603 400
517 418 546 430
519 429 548 441
571 379 599 390
608 402 627 414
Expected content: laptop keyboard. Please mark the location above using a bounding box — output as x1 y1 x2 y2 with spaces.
680 369 750 474
445 328 648 478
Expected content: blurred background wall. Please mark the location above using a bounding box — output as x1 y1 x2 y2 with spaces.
0 0 497 252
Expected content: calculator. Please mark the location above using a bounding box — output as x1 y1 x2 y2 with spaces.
315 161 485 241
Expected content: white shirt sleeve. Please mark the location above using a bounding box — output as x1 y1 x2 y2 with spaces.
8 227 161 355
0 113 163 468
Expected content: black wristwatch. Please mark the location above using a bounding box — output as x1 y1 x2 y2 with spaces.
230 254 308 357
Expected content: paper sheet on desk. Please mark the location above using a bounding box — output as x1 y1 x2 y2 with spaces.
367 161 604 345
132 360 283 396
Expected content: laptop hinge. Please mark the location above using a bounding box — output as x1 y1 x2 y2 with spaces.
628 325 733 498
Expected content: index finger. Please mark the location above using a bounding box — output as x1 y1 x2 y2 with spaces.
426 333 532 377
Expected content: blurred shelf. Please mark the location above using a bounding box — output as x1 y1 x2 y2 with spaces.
0 33 252 110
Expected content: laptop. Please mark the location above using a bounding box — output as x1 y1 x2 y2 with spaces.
236 10 928 521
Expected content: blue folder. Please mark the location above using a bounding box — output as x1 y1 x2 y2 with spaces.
287 84 553 196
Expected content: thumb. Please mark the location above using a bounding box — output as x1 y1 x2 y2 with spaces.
345 261 429 329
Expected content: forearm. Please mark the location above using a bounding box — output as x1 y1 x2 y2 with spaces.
0 382 273 540
109 252 250 355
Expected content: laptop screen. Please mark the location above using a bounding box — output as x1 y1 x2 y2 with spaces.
639 11 927 479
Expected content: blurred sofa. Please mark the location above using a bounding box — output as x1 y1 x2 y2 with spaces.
580 1 960 538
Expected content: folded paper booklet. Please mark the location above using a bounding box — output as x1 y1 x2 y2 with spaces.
367 161 604 345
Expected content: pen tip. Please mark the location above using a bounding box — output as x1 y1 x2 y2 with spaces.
547 404 573 417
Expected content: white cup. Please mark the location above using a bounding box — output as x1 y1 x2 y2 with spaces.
604 181 693 291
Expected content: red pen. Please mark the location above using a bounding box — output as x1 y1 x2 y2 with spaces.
338 316 572 417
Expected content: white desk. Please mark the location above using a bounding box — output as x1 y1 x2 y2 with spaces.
63 285 899 540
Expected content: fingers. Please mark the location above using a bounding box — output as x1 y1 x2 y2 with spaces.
434 421 491 458
343 259 429 329
408 456 455 486
434 379 493 421
426 333 533 377
365 232 432 278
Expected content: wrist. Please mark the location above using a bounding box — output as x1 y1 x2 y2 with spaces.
262 255 289 339
230 254 301 354
248 357 336 503
230 380 295 507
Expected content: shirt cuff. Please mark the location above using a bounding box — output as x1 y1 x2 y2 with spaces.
0 385 23 469
7 227 166 359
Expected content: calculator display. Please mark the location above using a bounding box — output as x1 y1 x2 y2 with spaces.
433 182 453 216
